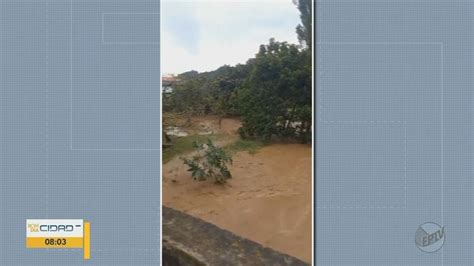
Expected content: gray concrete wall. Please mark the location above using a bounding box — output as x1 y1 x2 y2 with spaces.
162 207 310 266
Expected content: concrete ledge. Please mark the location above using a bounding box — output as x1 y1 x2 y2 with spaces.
162 206 310 266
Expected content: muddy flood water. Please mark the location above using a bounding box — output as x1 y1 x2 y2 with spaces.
163 121 312 262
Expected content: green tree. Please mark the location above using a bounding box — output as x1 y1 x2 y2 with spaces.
294 0 312 49
238 39 311 142
165 2 312 143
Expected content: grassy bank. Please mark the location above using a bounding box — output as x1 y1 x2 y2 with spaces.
163 134 221 163
163 135 266 163
225 139 265 155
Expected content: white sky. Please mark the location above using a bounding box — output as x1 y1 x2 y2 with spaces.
162 0 301 75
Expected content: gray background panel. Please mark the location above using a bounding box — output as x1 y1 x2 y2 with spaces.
0 0 160 265
317 1 472 265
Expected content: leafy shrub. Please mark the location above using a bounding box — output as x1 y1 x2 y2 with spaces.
181 139 233 184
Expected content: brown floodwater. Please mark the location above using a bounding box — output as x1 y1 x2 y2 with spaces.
163 140 312 262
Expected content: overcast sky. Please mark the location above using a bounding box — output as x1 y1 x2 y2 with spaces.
162 0 301 75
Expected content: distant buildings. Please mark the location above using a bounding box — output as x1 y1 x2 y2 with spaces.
162 75 179 94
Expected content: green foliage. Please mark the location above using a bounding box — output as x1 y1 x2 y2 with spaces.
181 139 233 184
165 64 251 117
178 70 199 80
162 134 220 163
165 3 312 143
294 0 312 48
238 39 311 142
167 78 208 115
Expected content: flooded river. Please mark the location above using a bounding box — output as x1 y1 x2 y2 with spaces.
163 143 312 262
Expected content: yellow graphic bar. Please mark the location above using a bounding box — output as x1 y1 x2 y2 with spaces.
26 237 83 248
84 221 90 260
26 219 90 260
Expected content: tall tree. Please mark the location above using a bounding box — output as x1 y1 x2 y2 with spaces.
294 0 312 49
238 39 311 142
